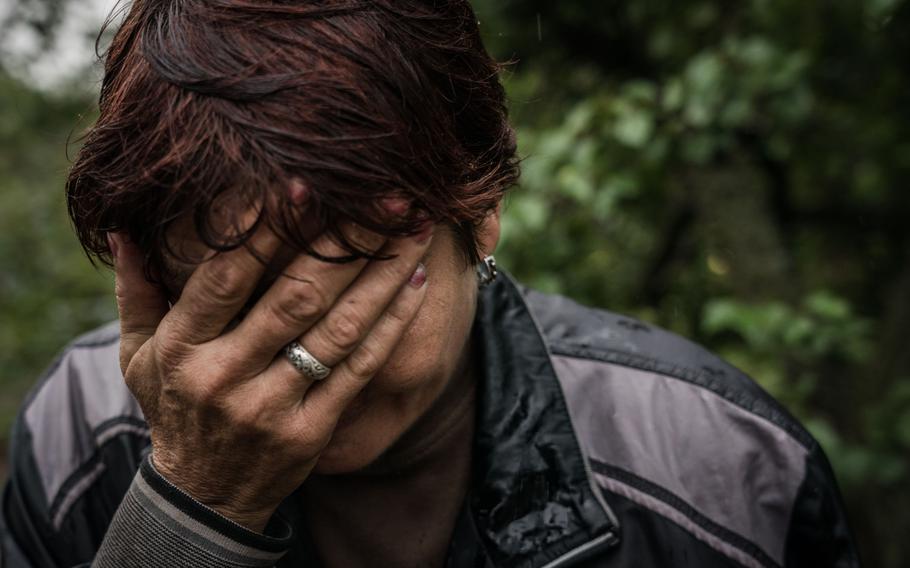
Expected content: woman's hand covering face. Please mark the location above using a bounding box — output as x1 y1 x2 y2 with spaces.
110 216 434 533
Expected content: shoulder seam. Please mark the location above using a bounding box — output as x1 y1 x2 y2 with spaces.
591 458 780 568
71 334 119 350
20 324 120 412
549 342 815 450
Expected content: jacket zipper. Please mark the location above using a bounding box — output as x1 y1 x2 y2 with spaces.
510 275 623 568
540 529 620 568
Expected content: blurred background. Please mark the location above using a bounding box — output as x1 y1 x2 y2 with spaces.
1 0 908 565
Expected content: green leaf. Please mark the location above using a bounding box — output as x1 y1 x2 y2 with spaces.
612 108 654 148
805 290 851 320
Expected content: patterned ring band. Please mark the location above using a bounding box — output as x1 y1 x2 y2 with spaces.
284 341 332 381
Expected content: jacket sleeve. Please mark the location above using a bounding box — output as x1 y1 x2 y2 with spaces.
1 334 293 568
2 443 293 568
90 456 293 568
784 442 862 567
1 411 79 568
1 494 41 568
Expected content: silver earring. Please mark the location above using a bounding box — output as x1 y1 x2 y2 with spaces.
477 255 498 288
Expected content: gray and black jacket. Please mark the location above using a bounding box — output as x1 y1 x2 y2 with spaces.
1 273 860 567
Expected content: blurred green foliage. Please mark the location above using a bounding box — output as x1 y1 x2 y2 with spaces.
0 75 115 437
1 0 909 565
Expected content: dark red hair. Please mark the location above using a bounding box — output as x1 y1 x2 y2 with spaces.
67 0 519 278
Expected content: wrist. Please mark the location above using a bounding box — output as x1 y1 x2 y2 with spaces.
149 452 277 534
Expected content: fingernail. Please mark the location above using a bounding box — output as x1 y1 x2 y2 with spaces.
289 178 309 206
107 233 120 261
414 222 434 244
409 263 427 288
380 197 409 215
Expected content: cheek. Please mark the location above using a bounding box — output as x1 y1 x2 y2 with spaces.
371 267 477 392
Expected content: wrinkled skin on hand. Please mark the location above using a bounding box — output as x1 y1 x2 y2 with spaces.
111 203 500 532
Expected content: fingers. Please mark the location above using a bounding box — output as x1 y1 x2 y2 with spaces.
290 233 432 370
305 266 428 419
260 259 427 418
225 224 421 367
112 233 170 375
163 220 283 345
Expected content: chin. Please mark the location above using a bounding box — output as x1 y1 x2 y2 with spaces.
311 431 390 474
305 384 396 474
307 322 464 474
309 369 443 474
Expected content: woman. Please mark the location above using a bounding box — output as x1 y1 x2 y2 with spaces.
0 1 859 567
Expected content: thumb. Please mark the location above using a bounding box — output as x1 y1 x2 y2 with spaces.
109 232 169 375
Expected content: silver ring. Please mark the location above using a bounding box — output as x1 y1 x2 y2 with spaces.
284 341 332 381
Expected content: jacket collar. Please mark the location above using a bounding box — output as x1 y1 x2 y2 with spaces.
276 273 619 567
463 272 619 568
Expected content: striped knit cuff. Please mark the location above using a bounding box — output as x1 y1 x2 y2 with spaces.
92 456 292 568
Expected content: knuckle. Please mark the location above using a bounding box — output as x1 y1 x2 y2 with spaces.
230 403 269 434
114 278 130 306
346 343 382 379
298 436 329 458
172 366 227 409
325 311 364 352
197 258 243 306
291 411 332 454
154 322 192 363
119 347 136 379
383 301 413 328
272 281 327 328
122 361 158 407
181 378 222 408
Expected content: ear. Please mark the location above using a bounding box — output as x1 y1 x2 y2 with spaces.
476 201 502 258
